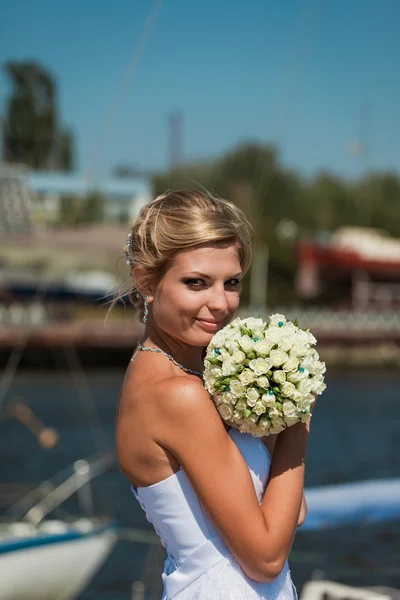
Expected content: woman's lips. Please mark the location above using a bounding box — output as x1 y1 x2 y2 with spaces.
195 319 222 332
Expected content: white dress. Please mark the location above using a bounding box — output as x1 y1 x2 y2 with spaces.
131 428 297 600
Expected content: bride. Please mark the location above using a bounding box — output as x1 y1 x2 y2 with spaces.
116 189 309 600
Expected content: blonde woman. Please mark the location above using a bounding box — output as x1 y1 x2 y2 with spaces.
116 190 308 600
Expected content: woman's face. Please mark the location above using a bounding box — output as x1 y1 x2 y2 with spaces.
151 244 243 347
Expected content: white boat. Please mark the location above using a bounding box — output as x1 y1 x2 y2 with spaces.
0 518 116 600
0 455 117 600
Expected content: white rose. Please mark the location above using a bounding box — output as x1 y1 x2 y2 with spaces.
269 313 287 327
311 378 327 395
210 330 225 348
286 370 302 383
252 328 265 340
270 425 286 434
269 415 286 434
265 328 281 345
213 393 224 405
239 369 256 385
283 322 297 334
232 349 246 364
297 399 311 412
270 349 289 367
314 362 326 378
218 404 233 421
204 363 223 382
235 399 248 415
239 335 254 354
278 337 294 352
248 411 259 425
230 317 242 327
254 400 267 415
222 359 237 376
254 339 273 357
291 390 303 403
282 400 297 418
225 339 239 354
241 317 265 329
217 348 230 360
272 370 286 384
295 329 311 346
256 376 270 389
282 357 299 372
262 392 276 407
239 422 254 434
301 355 317 374
268 404 282 418
299 411 311 423
221 391 235 405
230 379 246 398
259 416 271 431
246 387 260 406
290 345 308 358
249 358 270 376
306 331 317 345
298 378 313 395
284 416 300 427
281 381 297 398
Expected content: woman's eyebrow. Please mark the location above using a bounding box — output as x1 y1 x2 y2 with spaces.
183 271 242 279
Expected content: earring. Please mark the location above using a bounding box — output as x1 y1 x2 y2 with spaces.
143 295 149 323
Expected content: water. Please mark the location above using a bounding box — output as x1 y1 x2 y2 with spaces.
1 369 400 598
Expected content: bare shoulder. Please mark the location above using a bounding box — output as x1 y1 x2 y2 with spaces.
156 375 218 418
153 375 228 450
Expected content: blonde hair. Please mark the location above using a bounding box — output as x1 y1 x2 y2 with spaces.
113 189 253 317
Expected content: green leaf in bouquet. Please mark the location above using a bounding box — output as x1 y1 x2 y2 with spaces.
272 386 281 394
247 351 257 360
207 357 222 365
244 408 252 418
236 364 245 373
221 377 233 384
240 326 253 336
249 412 259 424
293 318 299 327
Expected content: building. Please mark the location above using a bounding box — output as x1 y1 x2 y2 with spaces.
0 164 152 230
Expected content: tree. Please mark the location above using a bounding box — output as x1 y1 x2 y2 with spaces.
3 60 74 171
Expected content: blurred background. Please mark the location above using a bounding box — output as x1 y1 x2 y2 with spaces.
0 1 399 599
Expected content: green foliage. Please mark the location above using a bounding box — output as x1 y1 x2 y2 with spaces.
58 192 105 226
3 60 74 170
151 141 400 305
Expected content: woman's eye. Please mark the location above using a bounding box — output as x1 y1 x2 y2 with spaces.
183 278 241 290
184 278 205 288
225 278 241 288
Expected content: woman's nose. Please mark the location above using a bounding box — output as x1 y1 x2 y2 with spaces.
208 286 229 313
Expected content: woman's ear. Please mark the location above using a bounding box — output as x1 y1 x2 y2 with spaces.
132 265 155 302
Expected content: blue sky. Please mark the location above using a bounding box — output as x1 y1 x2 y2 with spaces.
1 0 400 181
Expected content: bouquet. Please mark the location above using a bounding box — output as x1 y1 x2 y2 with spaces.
204 314 326 437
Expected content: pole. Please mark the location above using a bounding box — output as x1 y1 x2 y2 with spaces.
249 243 269 315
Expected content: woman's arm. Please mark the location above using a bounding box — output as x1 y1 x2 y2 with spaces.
262 434 307 527
154 377 310 583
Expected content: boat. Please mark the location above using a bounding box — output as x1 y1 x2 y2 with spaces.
0 454 117 600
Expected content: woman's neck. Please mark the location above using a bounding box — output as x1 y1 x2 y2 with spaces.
142 326 205 374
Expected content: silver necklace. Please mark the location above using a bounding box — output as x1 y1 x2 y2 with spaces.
136 342 203 377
